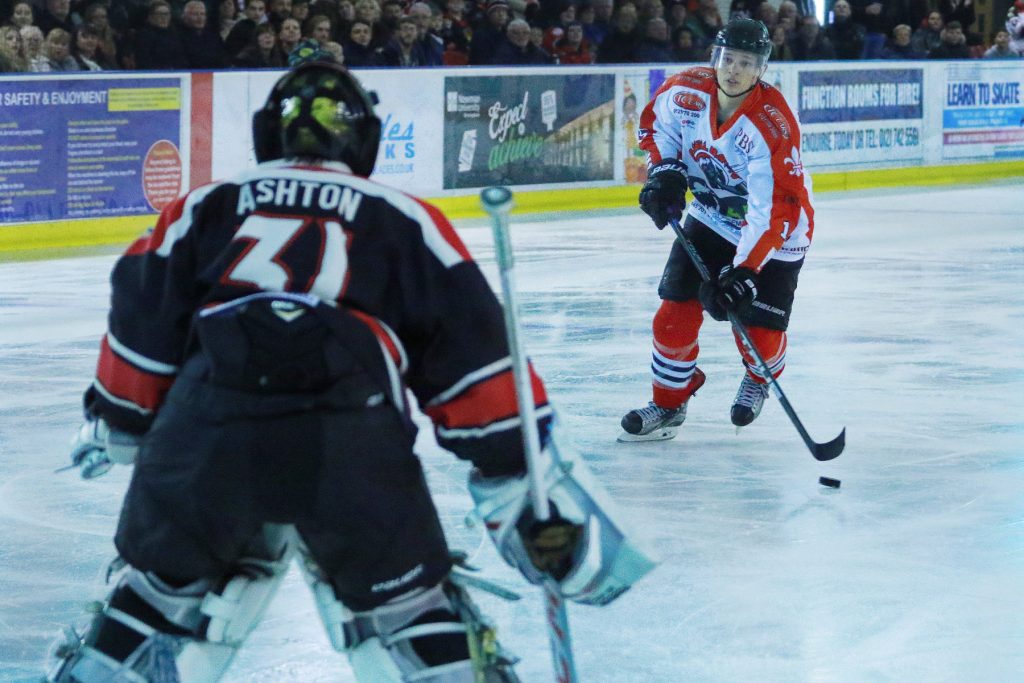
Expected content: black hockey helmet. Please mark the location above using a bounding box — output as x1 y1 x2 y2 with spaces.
252 60 381 177
711 17 771 66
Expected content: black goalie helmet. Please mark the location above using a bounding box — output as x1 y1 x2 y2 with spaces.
711 18 772 69
252 61 382 177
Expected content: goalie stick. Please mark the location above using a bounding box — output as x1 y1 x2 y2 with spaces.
480 186 579 683
668 216 846 462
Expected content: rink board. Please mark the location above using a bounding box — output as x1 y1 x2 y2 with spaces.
0 61 1022 256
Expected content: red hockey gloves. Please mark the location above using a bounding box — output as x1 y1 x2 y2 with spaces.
639 161 687 230
699 265 759 321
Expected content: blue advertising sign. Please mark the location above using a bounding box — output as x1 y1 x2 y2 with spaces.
0 77 182 223
941 65 1024 159
798 69 923 124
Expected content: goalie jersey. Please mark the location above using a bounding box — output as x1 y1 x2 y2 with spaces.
639 66 815 271
87 159 548 476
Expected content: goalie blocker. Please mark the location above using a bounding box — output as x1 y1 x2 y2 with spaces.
469 417 659 606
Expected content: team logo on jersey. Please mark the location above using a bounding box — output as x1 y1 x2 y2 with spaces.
784 146 804 177
687 140 748 223
689 140 741 184
673 92 706 112
763 105 790 139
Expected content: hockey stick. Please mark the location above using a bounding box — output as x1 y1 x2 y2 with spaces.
668 216 845 461
481 186 579 683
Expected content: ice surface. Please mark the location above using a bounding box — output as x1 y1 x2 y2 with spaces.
2 181 1023 682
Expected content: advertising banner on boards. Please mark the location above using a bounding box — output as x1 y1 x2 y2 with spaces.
212 69 442 195
0 76 183 223
442 73 615 189
940 62 1024 161
797 68 924 169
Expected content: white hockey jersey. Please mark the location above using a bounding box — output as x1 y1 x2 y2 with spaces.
639 67 814 271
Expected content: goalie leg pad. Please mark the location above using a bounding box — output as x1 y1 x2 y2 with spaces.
48 526 294 683
469 416 660 606
299 553 518 683
47 571 235 683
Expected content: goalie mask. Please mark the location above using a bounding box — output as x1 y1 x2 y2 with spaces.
252 61 382 177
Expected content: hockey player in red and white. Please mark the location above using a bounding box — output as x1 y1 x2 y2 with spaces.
619 18 814 442
47 61 656 683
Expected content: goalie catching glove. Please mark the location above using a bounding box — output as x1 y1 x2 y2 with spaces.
468 419 659 606
67 418 141 479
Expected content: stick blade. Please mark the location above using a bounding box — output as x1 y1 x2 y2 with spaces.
813 427 846 461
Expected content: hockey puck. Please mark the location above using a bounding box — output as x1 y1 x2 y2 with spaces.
818 476 841 489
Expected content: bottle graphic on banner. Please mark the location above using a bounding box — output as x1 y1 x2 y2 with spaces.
541 90 557 131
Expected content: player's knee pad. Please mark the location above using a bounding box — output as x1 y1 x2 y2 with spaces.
300 561 518 683
469 416 659 606
48 541 292 683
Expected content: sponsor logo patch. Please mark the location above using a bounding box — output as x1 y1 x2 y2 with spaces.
673 92 706 112
763 105 790 139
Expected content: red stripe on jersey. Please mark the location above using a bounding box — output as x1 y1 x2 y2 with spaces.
350 309 403 369
413 198 472 262
95 337 175 412
743 90 811 270
124 195 189 256
638 96 662 164
424 365 548 430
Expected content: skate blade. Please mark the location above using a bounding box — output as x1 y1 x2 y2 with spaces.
617 427 679 442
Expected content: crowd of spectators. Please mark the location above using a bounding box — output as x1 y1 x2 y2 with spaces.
0 0 1020 72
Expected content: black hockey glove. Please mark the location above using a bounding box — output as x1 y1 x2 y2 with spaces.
638 161 687 230
699 265 759 322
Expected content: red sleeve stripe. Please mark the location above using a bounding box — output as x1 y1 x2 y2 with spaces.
95 337 175 413
437 404 555 440
427 356 512 407
423 365 548 430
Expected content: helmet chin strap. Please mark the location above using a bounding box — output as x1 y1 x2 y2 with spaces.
715 77 758 99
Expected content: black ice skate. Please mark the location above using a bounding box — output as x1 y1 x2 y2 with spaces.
618 369 706 442
731 373 769 429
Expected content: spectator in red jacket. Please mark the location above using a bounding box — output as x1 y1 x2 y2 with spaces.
552 20 593 62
